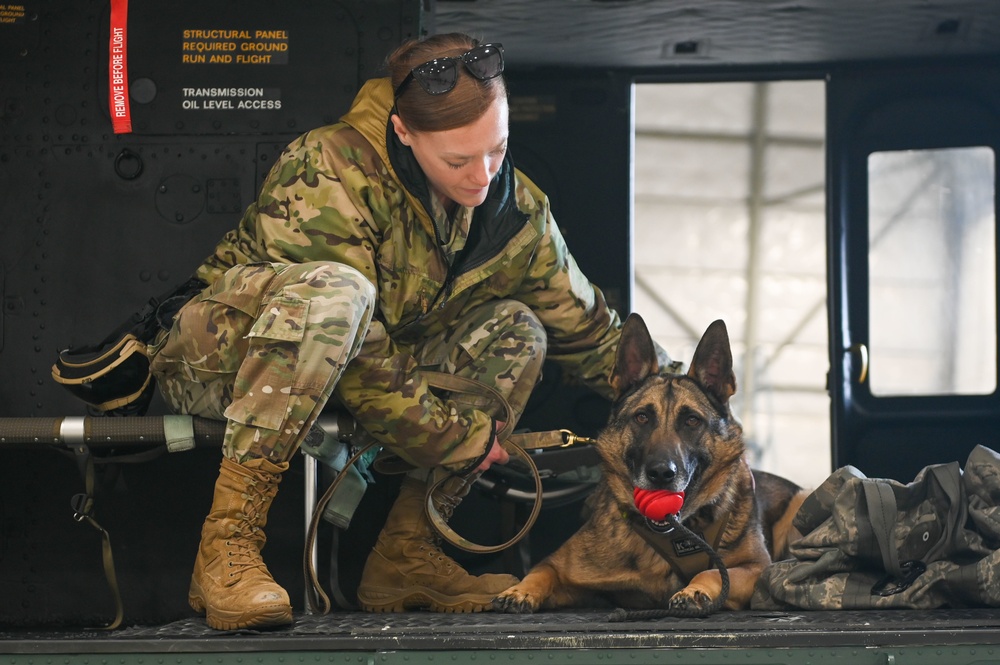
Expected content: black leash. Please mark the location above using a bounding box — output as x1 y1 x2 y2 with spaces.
607 513 730 621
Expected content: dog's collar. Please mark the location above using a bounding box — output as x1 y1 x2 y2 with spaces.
625 508 731 584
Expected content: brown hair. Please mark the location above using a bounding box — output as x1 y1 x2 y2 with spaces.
388 33 508 133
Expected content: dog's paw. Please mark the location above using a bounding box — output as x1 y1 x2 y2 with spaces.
668 588 714 614
492 586 541 614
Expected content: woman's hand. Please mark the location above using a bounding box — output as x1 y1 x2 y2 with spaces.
475 420 510 472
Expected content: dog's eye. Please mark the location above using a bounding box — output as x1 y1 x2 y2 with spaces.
634 412 649 425
684 415 701 428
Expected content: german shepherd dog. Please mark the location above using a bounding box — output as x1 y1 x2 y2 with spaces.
494 314 807 614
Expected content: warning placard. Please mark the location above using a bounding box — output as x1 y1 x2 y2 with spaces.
182 86 282 110
182 28 289 65
0 3 27 24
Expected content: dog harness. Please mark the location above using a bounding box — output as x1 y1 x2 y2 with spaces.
626 509 732 583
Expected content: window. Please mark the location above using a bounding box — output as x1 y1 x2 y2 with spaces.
867 146 997 396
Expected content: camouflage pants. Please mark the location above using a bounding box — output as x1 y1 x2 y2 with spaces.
149 262 376 463
150 261 546 465
410 297 547 433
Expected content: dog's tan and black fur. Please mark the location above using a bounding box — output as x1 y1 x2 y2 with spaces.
494 314 808 614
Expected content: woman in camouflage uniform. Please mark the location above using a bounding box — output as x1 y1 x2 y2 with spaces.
149 32 660 630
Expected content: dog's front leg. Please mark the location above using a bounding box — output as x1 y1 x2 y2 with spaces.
493 538 599 614
492 560 561 613
669 564 763 612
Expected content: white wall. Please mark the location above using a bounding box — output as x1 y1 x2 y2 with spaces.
633 80 831 488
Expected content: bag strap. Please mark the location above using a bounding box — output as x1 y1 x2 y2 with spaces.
861 479 902 577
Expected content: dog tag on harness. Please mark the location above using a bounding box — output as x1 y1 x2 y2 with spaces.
672 536 704 557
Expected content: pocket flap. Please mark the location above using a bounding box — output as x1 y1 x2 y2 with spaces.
247 297 309 342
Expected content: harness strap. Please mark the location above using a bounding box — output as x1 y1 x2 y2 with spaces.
628 509 731 584
608 513 731 621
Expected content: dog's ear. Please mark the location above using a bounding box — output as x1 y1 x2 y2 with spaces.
688 319 737 404
611 313 660 397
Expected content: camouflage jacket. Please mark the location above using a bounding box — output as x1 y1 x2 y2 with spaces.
194 77 626 470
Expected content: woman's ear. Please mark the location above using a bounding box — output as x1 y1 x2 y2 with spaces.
390 113 411 147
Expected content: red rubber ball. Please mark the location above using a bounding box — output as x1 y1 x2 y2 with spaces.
633 487 685 520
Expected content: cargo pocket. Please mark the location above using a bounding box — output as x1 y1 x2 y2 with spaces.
224 296 309 431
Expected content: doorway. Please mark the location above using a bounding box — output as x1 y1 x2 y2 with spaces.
633 80 829 487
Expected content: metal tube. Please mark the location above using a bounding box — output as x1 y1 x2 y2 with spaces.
0 416 226 448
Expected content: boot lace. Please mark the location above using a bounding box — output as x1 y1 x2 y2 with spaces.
419 489 464 571
417 537 456 572
225 476 275 579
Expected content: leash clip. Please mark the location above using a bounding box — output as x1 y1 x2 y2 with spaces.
559 429 596 448
645 515 677 534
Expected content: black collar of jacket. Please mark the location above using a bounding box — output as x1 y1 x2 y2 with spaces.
385 112 529 274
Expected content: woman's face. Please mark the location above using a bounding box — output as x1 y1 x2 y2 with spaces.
392 96 509 210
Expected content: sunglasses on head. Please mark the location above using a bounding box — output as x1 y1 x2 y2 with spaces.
394 43 504 99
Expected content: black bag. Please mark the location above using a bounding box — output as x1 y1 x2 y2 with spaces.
51 277 206 416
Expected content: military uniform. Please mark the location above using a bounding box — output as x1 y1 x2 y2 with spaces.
148 76 657 625
150 77 625 470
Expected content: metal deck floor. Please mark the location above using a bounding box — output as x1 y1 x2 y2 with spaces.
4 609 1000 654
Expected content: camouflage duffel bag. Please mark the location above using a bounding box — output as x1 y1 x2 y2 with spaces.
752 444 1000 610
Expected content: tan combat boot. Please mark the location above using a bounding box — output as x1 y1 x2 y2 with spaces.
356 472 519 612
189 456 293 630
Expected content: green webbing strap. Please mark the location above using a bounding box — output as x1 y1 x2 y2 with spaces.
861 479 902 577
163 415 196 453
70 444 124 631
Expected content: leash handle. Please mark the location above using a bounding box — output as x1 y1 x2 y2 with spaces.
420 371 517 440
424 443 543 554
419 370 588 551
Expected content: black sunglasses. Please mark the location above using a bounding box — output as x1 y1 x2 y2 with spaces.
394 43 504 99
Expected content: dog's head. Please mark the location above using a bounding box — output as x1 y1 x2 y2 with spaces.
605 314 742 505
